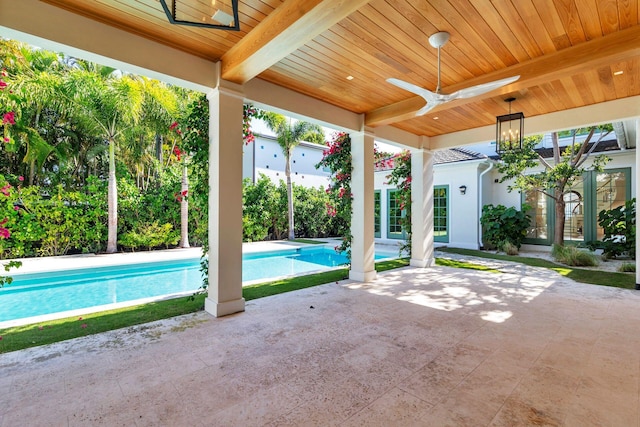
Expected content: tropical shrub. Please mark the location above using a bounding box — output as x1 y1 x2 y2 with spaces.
596 198 635 259
552 244 599 267
501 241 519 256
0 175 107 258
242 175 337 242
242 175 281 242
480 204 531 251
0 176 45 257
119 222 179 251
293 184 337 238
619 262 635 273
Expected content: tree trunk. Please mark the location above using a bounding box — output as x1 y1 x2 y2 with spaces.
28 159 35 186
106 138 118 253
553 187 565 247
155 134 163 188
179 160 190 248
285 150 295 240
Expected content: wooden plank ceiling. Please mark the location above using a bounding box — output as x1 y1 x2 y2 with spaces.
41 0 640 138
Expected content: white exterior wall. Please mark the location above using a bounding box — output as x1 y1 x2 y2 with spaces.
242 140 255 182
487 171 519 208
243 134 330 189
375 159 490 250
437 161 485 249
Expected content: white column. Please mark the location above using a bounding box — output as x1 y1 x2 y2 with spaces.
410 148 435 267
633 118 640 290
205 79 245 317
349 127 377 282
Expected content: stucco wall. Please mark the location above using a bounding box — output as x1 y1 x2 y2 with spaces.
243 134 330 189
375 160 490 250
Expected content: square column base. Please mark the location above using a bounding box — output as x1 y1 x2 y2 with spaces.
205 297 245 317
410 258 435 268
349 270 377 282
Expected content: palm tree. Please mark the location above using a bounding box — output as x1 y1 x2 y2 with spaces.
262 112 324 240
0 40 66 183
12 53 66 185
63 68 146 253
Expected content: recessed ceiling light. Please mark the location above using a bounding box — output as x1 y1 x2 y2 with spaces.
613 70 624 76
346 75 354 80
433 116 439 120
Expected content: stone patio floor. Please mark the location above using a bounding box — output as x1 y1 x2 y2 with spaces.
1 258 639 426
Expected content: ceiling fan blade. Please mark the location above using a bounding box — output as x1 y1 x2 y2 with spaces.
449 75 520 100
387 78 439 101
415 102 439 116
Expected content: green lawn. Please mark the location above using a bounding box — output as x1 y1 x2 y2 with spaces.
437 247 635 290
291 238 327 245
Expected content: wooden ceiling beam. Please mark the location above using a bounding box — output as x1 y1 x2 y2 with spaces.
221 0 371 84
365 24 640 127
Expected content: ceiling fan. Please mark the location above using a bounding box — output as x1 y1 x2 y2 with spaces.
387 31 520 116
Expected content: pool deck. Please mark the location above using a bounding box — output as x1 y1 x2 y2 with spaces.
1 254 639 426
7 247 204 275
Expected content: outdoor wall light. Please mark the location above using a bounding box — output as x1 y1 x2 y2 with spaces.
459 185 467 195
159 0 240 31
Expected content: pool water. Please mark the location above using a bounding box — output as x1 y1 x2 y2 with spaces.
243 246 389 281
0 246 394 324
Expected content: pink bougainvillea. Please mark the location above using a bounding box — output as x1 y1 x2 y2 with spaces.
2 111 15 125
0 218 10 239
316 132 352 259
243 104 266 145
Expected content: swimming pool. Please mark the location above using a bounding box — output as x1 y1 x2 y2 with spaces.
0 246 395 325
243 246 390 281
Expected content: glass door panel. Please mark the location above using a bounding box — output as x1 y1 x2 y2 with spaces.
563 177 584 242
595 171 627 240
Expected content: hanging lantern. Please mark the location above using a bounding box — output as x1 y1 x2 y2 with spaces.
496 97 524 154
159 0 240 31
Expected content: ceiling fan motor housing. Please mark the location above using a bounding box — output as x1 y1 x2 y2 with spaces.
428 31 450 48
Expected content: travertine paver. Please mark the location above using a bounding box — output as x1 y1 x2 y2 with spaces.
1 262 640 426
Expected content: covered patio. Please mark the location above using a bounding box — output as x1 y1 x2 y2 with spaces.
2 259 639 425
1 1 640 424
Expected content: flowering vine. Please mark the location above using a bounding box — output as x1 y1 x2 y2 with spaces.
0 174 23 287
243 104 266 145
0 69 16 148
316 132 352 260
384 150 412 256
0 70 20 252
